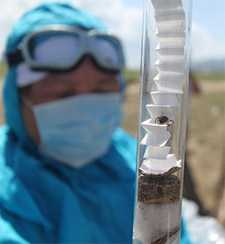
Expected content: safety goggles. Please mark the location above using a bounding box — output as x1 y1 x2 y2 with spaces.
6 25 125 73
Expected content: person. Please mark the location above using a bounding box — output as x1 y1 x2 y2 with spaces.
0 2 191 243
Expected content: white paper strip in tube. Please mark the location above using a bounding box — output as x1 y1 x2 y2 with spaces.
156 38 185 50
142 120 167 132
156 51 185 67
156 44 184 56
154 71 185 83
140 154 181 175
144 146 171 159
151 0 183 10
146 104 178 121
151 91 183 106
156 54 185 63
158 34 185 42
141 131 171 147
156 36 185 48
154 79 183 93
141 121 170 144
156 20 185 34
156 47 184 56
155 9 185 22
155 59 185 73
156 31 185 39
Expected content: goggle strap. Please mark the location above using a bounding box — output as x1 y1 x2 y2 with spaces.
6 49 24 67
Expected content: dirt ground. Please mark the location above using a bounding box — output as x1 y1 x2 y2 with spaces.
187 81 225 214
0 79 225 216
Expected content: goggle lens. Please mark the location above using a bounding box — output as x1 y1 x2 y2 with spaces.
30 32 81 69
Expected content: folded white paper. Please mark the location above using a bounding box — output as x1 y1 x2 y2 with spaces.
158 36 185 52
156 38 185 49
142 120 167 132
156 44 184 56
146 104 178 121
156 36 185 54
140 154 181 175
154 71 185 83
151 0 183 10
151 91 183 106
156 20 185 34
156 55 185 61
155 59 185 72
156 54 185 63
155 8 185 20
144 146 171 159
154 79 183 93
141 130 171 146
156 31 185 39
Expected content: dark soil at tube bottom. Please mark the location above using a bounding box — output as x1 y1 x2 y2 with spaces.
138 170 181 204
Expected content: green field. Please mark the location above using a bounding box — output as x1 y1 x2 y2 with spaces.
194 72 225 82
124 69 139 82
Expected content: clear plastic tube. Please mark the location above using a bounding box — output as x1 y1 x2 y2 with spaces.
133 0 192 243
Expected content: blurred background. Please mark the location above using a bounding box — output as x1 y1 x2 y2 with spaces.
0 0 224 219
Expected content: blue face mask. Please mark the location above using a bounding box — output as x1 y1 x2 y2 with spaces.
32 93 122 168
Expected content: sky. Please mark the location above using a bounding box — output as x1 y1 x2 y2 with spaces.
191 0 225 62
0 0 225 68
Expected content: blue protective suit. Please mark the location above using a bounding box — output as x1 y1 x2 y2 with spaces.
0 3 191 243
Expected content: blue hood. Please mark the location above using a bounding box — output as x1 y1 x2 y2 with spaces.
3 2 124 148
